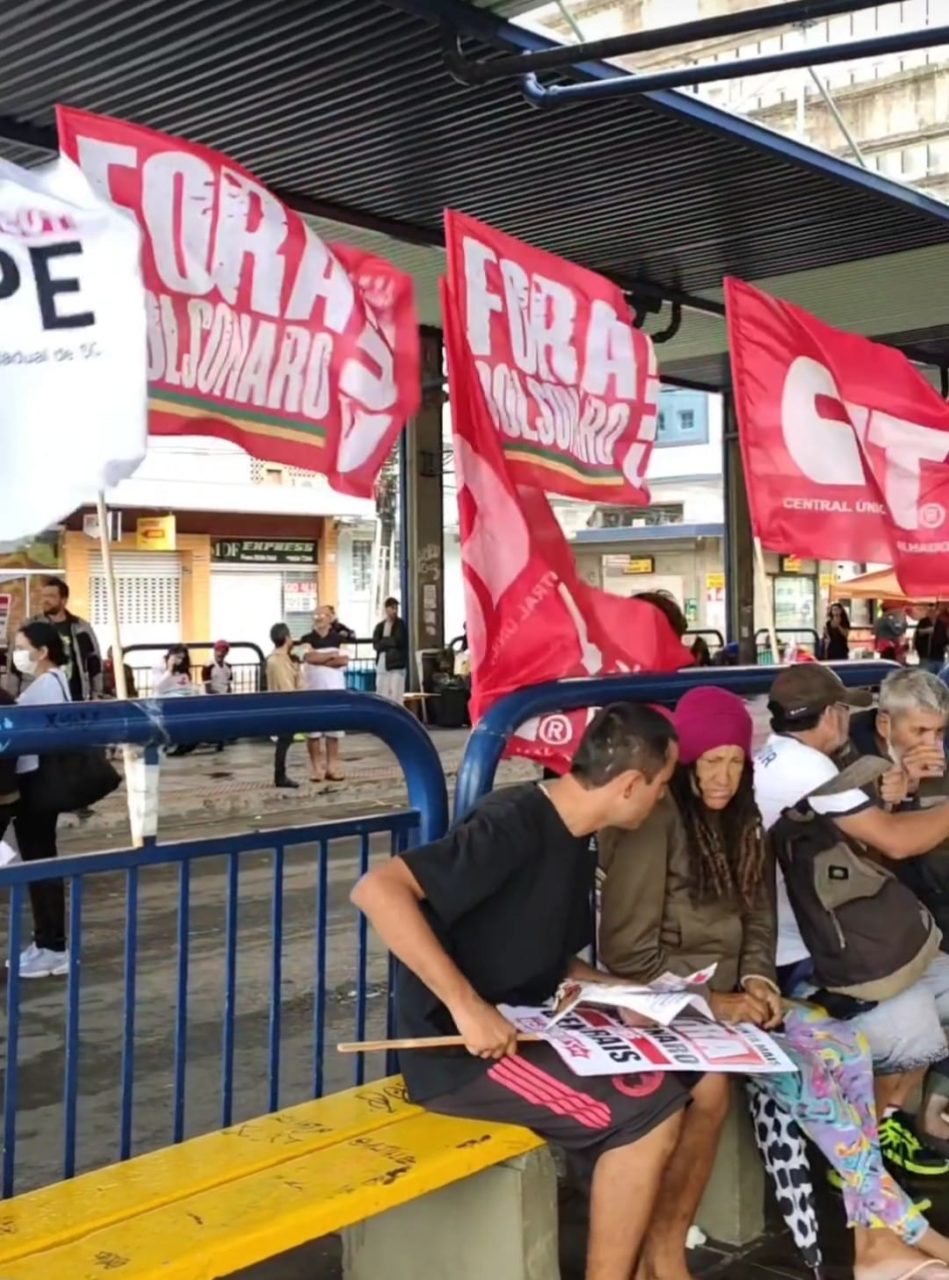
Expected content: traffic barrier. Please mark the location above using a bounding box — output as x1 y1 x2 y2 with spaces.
123 641 267 695
754 627 822 664
0 692 447 1197
453 661 897 820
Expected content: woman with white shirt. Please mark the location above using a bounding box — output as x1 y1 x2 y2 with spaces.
11 621 71 979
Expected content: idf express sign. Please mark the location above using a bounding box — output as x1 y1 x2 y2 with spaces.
212 539 316 565
57 107 421 499
444 211 659 502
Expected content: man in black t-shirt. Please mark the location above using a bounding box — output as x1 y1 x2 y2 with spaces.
353 704 729 1280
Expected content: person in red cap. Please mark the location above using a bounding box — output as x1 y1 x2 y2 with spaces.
600 686 949 1280
202 640 234 753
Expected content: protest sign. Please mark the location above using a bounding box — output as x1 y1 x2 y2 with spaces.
727 276 949 595
0 154 147 541
58 106 420 499
551 966 716 1028
502 1007 795 1078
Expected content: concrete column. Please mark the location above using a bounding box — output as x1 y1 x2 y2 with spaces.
403 328 445 685
695 1084 765 1247
342 1146 559 1280
722 394 756 663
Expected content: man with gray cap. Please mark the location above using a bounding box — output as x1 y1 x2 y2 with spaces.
756 664 949 1179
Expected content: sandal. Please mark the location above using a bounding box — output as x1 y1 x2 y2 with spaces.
325 772 346 782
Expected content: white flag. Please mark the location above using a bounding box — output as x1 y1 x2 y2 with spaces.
0 155 147 540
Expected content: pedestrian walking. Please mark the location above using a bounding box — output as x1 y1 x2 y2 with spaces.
10 621 71 978
373 597 408 703
266 623 302 790
300 606 348 782
35 577 102 701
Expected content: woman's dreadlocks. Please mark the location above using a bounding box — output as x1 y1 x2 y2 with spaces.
669 760 766 912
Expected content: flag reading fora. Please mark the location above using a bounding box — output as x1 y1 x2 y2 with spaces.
726 277 949 596
444 210 659 502
0 155 147 541
442 278 691 774
57 106 420 499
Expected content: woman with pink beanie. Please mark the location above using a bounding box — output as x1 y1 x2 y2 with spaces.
599 686 949 1280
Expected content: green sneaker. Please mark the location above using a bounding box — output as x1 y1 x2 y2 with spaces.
826 1166 932 1212
880 1112 949 1177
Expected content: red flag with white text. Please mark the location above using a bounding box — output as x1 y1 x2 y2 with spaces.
726 277 949 595
444 210 659 502
57 106 420 498
442 251 691 774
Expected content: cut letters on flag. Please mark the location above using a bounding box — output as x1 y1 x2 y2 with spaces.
0 155 147 541
444 210 659 503
726 277 949 596
57 106 420 499
442 221 691 771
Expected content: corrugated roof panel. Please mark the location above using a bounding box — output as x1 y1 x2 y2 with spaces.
0 0 945 387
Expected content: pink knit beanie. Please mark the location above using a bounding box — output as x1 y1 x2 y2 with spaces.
672 687 753 765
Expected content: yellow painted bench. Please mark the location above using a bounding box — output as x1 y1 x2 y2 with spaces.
0 1076 554 1280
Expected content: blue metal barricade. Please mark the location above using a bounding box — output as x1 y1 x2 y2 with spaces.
0 692 447 1196
454 661 897 820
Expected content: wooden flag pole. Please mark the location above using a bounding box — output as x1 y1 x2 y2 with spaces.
95 492 142 848
753 537 780 666
338 1034 543 1054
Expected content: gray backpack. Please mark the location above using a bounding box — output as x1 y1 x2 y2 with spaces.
770 757 941 1002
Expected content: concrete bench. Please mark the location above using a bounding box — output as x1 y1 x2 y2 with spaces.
0 1076 554 1280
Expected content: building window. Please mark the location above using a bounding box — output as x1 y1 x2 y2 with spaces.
655 392 708 446
351 539 373 594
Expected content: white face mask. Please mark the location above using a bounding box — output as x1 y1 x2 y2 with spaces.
12 650 37 676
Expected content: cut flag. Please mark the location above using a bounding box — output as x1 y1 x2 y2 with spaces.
0 154 147 542
58 106 420 499
726 276 949 596
442 213 692 772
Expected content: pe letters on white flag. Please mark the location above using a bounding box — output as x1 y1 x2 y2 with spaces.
0 156 147 541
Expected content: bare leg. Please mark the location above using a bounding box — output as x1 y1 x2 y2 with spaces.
853 1226 949 1280
918 1226 949 1265
306 738 324 782
586 1111 683 1280
326 737 344 779
875 1069 925 1116
637 1075 730 1280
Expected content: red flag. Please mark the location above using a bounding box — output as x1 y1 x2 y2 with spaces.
444 210 659 503
442 266 691 774
57 106 420 499
726 277 949 596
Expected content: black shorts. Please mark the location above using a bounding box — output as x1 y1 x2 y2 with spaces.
423 1044 693 1167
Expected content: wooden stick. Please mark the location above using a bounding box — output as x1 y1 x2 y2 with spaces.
338 1034 543 1054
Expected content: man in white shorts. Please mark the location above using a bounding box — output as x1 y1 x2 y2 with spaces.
299 606 348 783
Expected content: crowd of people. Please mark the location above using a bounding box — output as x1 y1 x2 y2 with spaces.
354 665 949 1280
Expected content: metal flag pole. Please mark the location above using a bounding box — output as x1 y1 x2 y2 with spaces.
95 491 144 848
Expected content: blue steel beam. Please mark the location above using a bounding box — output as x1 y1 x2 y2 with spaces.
0 691 448 841
453 661 898 820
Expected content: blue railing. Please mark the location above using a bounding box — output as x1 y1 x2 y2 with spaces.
0 692 447 1196
453 661 898 819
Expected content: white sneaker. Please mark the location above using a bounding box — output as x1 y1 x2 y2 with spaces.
19 945 69 979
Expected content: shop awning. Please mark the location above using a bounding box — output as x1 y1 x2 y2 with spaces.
832 568 947 604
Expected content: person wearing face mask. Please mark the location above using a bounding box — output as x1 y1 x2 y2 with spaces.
10 621 72 978
600 688 949 1280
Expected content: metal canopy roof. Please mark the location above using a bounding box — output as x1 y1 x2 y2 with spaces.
0 0 946 388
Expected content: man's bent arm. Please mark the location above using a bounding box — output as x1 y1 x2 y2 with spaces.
351 859 517 1057
836 802 949 860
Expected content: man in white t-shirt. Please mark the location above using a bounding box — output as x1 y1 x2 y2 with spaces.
755 663 949 1178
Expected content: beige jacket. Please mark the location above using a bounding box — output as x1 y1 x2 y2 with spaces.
266 649 303 694
598 796 777 994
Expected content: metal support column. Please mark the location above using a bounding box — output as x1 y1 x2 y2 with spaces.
722 393 756 664
403 328 445 691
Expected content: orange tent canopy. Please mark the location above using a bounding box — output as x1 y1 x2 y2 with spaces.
831 568 946 605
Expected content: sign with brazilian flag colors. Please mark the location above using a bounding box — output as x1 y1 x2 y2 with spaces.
57 107 420 499
443 210 658 502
